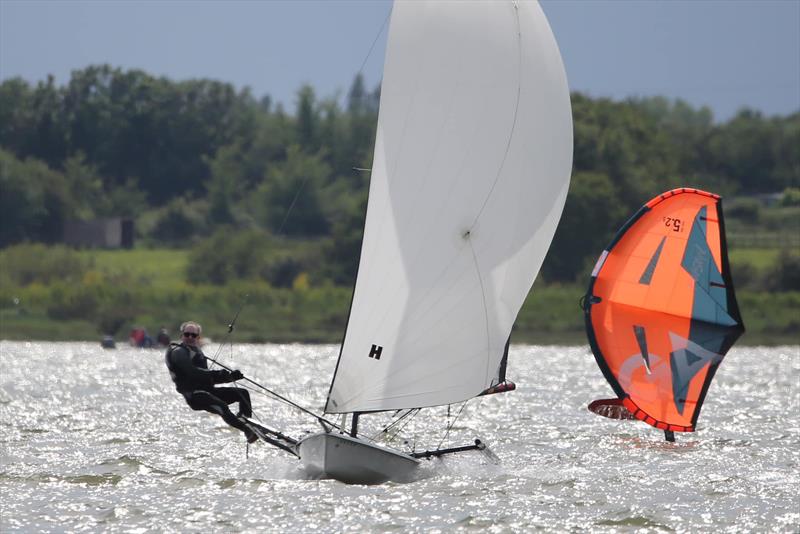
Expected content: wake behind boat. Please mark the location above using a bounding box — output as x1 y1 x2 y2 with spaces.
214 0 572 485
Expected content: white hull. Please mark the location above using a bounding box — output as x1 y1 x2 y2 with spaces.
296 432 420 484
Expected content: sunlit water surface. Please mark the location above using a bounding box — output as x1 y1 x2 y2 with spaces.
0 342 798 532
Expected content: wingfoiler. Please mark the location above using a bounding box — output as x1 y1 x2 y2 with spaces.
582 188 745 441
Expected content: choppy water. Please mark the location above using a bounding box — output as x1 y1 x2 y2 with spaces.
0 341 798 532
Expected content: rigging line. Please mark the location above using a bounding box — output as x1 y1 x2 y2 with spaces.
387 408 421 444
355 6 392 79
281 0 386 259
436 401 468 450
370 408 416 441
233 384 290 429
209 294 249 364
244 384 308 423
203 354 342 431
369 409 419 445
275 176 313 236
204 295 253 408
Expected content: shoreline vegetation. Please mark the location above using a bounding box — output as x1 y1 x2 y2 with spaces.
0 247 796 346
1 288 796 347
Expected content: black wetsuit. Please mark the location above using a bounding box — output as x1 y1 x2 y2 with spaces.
165 342 252 436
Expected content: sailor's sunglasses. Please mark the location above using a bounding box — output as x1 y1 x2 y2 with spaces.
182 332 199 338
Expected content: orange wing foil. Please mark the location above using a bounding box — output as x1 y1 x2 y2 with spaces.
583 188 744 433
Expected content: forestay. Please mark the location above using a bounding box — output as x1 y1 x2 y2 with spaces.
326 0 573 414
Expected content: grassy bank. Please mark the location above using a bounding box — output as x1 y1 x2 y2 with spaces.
0 247 797 345
1 283 796 346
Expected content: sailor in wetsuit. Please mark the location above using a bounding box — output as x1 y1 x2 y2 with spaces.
165 321 257 443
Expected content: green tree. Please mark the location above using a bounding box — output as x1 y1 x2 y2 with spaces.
0 76 69 168
541 171 627 283
187 227 324 287
150 197 207 246
250 145 330 237
0 149 72 246
323 187 368 285
0 149 46 245
706 110 797 194
767 249 800 291
342 75 379 184
0 243 87 286
295 85 319 152
0 78 36 156
62 153 105 220
206 146 239 226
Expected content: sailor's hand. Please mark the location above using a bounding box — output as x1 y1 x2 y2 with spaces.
229 369 244 381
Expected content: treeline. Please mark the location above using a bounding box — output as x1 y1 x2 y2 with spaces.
1 64 798 284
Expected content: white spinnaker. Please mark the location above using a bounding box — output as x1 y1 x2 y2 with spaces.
325 0 572 414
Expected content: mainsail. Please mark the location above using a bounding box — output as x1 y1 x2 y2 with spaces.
325 0 573 414
583 188 745 433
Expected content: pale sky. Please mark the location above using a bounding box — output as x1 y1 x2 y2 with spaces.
1 0 798 122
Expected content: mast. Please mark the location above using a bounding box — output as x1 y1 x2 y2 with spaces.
497 335 511 383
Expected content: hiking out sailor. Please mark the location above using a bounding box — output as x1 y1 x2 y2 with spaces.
165 321 257 443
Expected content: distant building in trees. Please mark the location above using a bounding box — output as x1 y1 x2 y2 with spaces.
64 218 134 249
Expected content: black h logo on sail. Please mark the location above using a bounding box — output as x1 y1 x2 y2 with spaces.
369 344 383 360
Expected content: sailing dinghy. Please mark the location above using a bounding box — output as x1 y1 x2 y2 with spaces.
292 0 573 484
583 189 745 441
